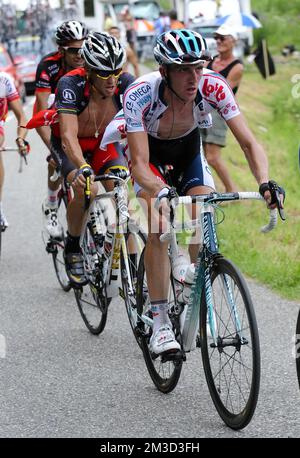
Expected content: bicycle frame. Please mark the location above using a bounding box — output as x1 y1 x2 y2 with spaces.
80 173 132 295
141 191 279 352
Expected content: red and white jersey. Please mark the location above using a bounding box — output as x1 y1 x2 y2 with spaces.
0 71 19 123
101 68 240 149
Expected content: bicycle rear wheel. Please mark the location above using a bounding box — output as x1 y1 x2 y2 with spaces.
50 192 71 292
120 222 146 347
75 225 109 335
295 308 300 389
136 248 183 393
200 256 260 430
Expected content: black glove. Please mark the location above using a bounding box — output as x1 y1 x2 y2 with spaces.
259 180 286 220
154 186 178 209
16 137 30 155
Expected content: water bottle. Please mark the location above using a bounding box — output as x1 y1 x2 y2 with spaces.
172 254 190 283
106 228 121 298
177 263 195 304
172 254 190 298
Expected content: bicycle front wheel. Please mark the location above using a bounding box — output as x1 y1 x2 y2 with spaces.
200 256 260 430
136 248 183 393
120 223 146 347
295 308 300 389
51 193 71 292
75 225 109 335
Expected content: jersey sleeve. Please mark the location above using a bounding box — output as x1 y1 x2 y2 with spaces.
123 80 152 133
201 71 240 121
116 72 136 110
2 73 19 102
55 75 80 115
35 60 52 92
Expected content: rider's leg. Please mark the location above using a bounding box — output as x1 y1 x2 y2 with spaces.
0 134 4 202
0 133 8 227
47 159 61 206
42 156 63 238
138 188 180 355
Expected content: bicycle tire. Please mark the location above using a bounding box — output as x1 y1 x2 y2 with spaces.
51 193 71 292
200 256 260 430
75 224 109 335
295 308 300 389
120 222 146 347
0 225 2 259
136 248 183 393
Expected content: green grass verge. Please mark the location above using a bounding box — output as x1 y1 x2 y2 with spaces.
212 58 300 301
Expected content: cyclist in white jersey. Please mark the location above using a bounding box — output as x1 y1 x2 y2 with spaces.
101 29 285 356
0 71 28 228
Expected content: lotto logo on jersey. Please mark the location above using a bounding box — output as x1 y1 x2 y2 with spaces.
62 89 76 103
202 78 226 102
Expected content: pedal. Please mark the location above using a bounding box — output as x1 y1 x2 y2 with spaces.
161 350 184 363
46 240 56 254
150 349 183 362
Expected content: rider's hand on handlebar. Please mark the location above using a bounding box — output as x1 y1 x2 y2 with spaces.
72 164 94 190
259 180 286 220
154 186 178 210
15 137 30 156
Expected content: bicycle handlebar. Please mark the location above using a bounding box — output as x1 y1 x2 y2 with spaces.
159 191 282 243
83 169 130 210
0 147 19 152
0 147 28 173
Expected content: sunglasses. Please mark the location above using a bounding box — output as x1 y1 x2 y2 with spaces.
213 35 227 42
94 68 123 80
62 46 82 56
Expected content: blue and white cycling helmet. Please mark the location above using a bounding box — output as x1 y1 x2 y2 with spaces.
153 29 211 65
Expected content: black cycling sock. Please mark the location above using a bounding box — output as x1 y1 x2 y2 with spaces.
65 232 81 254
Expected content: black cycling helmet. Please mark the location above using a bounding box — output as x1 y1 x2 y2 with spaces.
81 31 126 71
55 20 89 46
153 29 211 65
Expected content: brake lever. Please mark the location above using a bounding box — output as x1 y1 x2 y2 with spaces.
269 181 286 221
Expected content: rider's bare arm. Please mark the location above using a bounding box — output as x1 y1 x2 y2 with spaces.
35 91 52 149
227 113 269 185
128 131 166 197
9 98 27 140
59 112 85 168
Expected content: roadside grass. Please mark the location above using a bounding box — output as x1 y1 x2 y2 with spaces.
213 58 300 301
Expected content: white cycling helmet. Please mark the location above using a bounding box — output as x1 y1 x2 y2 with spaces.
81 32 126 71
154 29 211 65
55 21 89 45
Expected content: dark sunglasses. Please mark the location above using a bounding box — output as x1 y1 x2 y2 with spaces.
94 68 123 80
62 46 82 55
213 35 227 42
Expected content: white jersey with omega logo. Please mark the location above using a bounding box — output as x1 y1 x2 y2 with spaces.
101 68 240 149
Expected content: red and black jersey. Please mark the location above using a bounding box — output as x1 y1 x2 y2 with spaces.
35 51 65 94
55 68 135 115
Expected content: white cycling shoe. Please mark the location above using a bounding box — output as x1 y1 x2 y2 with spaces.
149 324 181 356
42 200 63 239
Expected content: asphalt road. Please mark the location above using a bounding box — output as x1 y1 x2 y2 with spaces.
0 97 300 439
